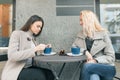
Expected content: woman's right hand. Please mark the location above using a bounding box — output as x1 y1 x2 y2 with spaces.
34 44 46 52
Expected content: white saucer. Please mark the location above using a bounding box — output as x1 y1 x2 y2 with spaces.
66 53 83 56
42 52 56 56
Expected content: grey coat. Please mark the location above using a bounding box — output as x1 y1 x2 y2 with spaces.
73 31 115 66
1 30 36 80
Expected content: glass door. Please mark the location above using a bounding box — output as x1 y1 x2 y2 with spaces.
0 4 12 47
0 0 15 47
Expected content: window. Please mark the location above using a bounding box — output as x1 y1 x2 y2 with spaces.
56 0 95 16
100 4 120 34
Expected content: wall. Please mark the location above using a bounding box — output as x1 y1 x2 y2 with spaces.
15 0 82 52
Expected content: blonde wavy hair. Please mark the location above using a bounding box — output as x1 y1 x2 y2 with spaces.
80 10 106 38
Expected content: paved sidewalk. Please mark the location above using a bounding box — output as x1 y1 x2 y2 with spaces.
0 61 6 79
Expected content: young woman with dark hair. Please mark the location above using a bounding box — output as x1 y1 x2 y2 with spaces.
1 15 54 80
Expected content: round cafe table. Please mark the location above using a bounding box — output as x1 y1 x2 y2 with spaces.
34 53 86 80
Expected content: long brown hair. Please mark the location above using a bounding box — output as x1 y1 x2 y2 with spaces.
20 15 44 37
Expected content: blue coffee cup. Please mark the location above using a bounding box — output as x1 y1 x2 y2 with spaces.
71 47 80 54
44 48 52 54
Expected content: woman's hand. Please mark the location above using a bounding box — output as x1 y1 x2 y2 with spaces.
46 44 52 48
85 51 93 60
86 59 97 63
85 51 97 63
34 44 46 52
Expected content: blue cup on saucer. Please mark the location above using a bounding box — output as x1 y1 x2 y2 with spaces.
71 47 80 54
44 47 52 54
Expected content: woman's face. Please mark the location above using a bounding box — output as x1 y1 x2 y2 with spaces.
30 21 43 35
80 15 83 26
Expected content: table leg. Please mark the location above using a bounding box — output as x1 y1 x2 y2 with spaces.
58 63 66 78
47 63 59 80
71 61 84 80
79 61 84 80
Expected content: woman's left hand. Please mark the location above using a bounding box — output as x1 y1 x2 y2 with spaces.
85 51 97 63
85 51 93 60
86 59 97 63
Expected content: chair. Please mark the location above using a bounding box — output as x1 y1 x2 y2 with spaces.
114 53 120 80
114 76 120 80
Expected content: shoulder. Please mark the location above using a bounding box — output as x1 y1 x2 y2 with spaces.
96 31 108 35
99 31 109 38
96 31 111 42
94 31 109 39
11 30 25 36
10 30 26 40
76 31 85 39
12 30 24 34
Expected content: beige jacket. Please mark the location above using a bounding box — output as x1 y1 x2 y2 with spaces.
1 30 36 80
73 31 115 66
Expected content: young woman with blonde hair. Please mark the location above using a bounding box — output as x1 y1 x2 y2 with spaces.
73 10 116 80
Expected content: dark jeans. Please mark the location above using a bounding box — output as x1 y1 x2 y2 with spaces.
17 66 54 80
80 63 116 80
